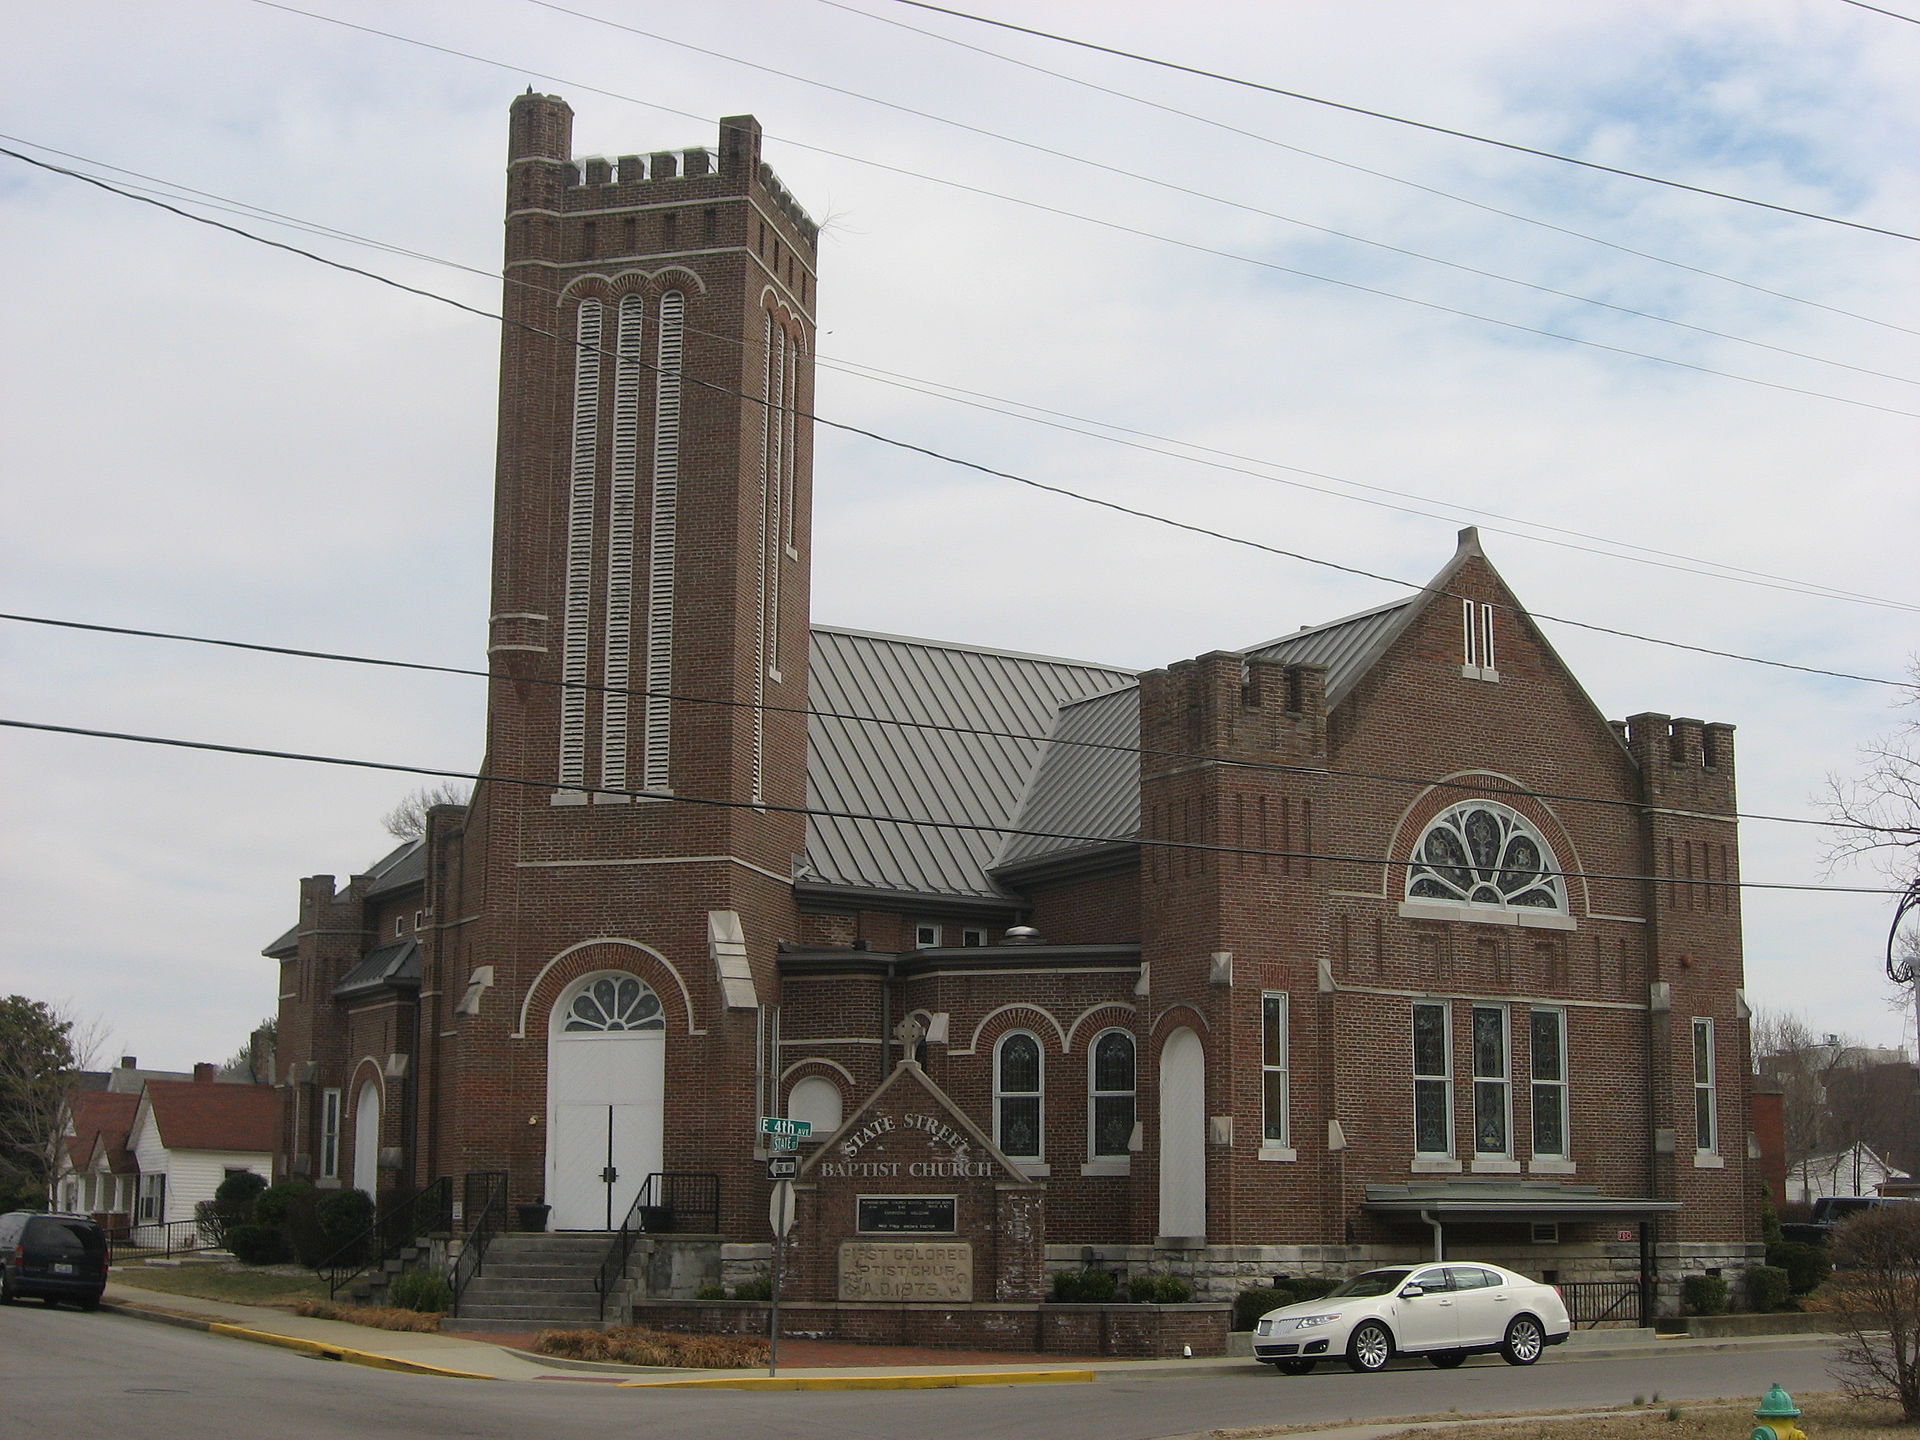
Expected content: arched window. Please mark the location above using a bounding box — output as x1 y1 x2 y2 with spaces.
1406 801 1564 912
788 1075 843 1138
995 1031 1043 1161
562 975 665 1032
1088 1030 1135 1159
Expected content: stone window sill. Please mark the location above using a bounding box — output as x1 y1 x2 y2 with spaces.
1471 1158 1521 1174
1398 900 1576 931
1258 1145 1298 1162
1528 1158 1576 1175
1411 1157 1462 1174
1079 1159 1130 1178
1693 1151 1724 1169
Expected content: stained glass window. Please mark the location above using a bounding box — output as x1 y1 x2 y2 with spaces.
563 975 665 1032
997 1032 1043 1160
1089 1031 1134 1158
1406 802 1565 912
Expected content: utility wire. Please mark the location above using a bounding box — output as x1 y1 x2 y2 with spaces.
3 715 1900 897
233 3 1920 423
2 607 1877 838
521 0 1920 393
884 0 1920 246
820 0 1920 340
7 130 1913 614
1 141 1908 694
1840 0 1920 23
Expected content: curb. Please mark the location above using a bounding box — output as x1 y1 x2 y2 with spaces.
204 1322 498 1381
621 1368 1097 1391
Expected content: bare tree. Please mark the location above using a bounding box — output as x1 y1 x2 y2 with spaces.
380 782 471 841
1826 665 1920 883
1826 1204 1920 1419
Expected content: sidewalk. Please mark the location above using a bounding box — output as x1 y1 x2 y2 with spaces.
98 1280 1832 1391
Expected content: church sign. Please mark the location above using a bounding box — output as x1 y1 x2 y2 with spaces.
857 1194 957 1233
838 1241 972 1301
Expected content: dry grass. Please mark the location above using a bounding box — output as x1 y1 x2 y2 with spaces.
531 1325 770 1369
291 1299 444 1332
1217 1394 1910 1440
110 1261 329 1307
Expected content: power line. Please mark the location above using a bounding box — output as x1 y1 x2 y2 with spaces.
819 0 1920 341
232 3 1920 423
884 0 1920 246
3 715 1899 898
8 129 1913 614
1 141 1908 694
519 0 1920 394
1840 0 1920 23
2 607 1877 839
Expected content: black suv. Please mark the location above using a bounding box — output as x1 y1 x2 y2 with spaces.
0 1212 110 1310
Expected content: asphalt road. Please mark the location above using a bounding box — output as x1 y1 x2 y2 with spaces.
0 1305 1843 1440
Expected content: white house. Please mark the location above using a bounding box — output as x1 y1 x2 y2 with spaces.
125 1071 277 1233
1787 1141 1908 1205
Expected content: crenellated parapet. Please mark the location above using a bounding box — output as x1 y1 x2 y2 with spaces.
1623 712 1737 814
1138 651 1328 777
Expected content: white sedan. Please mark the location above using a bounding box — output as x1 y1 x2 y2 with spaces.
1252 1262 1571 1374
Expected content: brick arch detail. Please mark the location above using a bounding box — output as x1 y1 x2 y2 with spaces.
346 1056 384 1109
779 1056 856 1088
1146 1003 1210 1043
560 265 711 303
757 286 807 339
512 938 701 1039
1383 771 1590 916
1064 1001 1138 1053
958 1002 1068 1057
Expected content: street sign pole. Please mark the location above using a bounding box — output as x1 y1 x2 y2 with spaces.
767 1178 795 1378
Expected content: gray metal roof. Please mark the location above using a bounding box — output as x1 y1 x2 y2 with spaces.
333 939 421 999
363 838 425 898
995 686 1141 871
1246 597 1413 707
805 627 1134 899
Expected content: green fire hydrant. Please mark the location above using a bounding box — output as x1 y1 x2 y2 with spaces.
1752 1384 1805 1440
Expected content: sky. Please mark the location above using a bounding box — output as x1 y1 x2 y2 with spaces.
3 0 1918 1072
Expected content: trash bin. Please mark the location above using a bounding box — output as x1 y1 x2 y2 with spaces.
516 1203 551 1233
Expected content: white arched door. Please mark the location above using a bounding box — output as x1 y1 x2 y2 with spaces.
546 973 666 1230
352 1081 381 1195
1157 1027 1206 1240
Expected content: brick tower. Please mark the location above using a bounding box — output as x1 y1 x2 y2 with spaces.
419 94 819 1233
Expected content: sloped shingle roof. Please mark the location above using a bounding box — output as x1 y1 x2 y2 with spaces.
141 1080 277 1154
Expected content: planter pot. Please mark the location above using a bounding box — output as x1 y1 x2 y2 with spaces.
516 1203 551 1233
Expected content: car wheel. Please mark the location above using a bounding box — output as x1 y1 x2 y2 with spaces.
80 1293 102 1313
1429 1351 1467 1369
1346 1321 1393 1373
1277 1359 1316 1376
1502 1315 1544 1366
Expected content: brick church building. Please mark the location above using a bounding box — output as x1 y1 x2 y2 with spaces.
269 94 1759 1330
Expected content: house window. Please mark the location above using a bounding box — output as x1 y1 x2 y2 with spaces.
995 1032 1043 1160
1262 993 1290 1147
393 916 404 938
913 922 942 948
413 910 424 930
1692 1018 1717 1154
787 1075 843 1138
1413 1002 1453 1157
1462 598 1496 679
1472 1005 1509 1156
1530 1008 1568 1158
961 927 987 948
1406 802 1564 913
1088 1030 1135 1158
138 1172 167 1224
321 1088 342 1180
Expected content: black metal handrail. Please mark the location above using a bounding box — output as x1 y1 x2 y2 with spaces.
595 1172 721 1319
321 1176 455 1299
1559 1278 1644 1327
448 1171 508 1318
105 1217 212 1258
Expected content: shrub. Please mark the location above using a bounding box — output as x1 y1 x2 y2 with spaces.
227 1223 292 1266
1231 1276 1339 1329
533 1325 768 1368
1125 1272 1195 1305
1681 1273 1728 1316
1767 1240 1832 1296
254 1178 315 1227
199 1172 269 1246
1825 1202 1920 1419
694 1283 728 1300
729 1276 772 1301
315 1188 376 1262
387 1267 453 1313
1051 1268 1120 1303
1745 1265 1792 1313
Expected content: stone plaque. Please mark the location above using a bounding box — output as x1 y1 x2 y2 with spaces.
838 1241 973 1302
857 1194 956 1234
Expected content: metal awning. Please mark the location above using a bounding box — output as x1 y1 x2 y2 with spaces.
1364 1181 1681 1224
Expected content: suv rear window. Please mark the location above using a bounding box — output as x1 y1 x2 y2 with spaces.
24 1218 106 1255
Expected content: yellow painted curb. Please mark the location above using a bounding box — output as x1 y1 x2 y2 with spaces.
206 1323 495 1381
622 1368 1095 1391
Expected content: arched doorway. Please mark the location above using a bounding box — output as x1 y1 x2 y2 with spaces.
352 1079 381 1196
1157 1027 1206 1240
546 972 666 1230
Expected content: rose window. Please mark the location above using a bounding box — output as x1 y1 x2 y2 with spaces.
1406 802 1564 911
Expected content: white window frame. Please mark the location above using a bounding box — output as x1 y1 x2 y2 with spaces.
1529 1007 1569 1162
994 1030 1044 1164
913 921 942 948
961 927 987 948
1412 1001 1455 1161
1086 1028 1135 1171
1260 993 1294 1159
320 1088 343 1180
393 915 404 938
138 1172 167 1224
1692 1018 1718 1158
1470 1004 1512 1162
1461 598 1498 680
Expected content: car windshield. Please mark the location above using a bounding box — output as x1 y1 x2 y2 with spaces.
24 1218 105 1255
1325 1268 1411 1298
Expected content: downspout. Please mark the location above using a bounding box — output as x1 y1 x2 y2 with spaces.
1421 1208 1445 1261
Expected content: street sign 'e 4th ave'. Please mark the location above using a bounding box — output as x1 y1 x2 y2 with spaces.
761 1117 813 1137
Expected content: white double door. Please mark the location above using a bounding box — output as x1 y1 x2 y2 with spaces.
545 1029 664 1231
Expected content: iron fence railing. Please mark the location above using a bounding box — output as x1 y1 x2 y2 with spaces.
448 1171 508 1318
1558 1278 1647 1328
106 1218 213 1258
595 1172 721 1319
321 1176 455 1300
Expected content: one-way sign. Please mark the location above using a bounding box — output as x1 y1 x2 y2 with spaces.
767 1156 798 1179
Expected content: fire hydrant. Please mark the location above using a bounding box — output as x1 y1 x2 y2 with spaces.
1752 1383 1806 1440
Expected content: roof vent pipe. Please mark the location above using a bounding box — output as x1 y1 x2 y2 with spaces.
1002 926 1042 945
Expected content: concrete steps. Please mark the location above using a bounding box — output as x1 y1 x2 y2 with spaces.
450 1232 620 1331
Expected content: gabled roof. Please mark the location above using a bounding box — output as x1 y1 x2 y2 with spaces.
65 1091 137 1171
1245 595 1414 708
364 838 425 898
137 1080 277 1155
803 626 1133 900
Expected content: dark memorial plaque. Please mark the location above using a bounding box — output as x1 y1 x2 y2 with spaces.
857 1194 957 1234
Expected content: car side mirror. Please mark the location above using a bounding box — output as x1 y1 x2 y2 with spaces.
1399 1284 1426 1299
